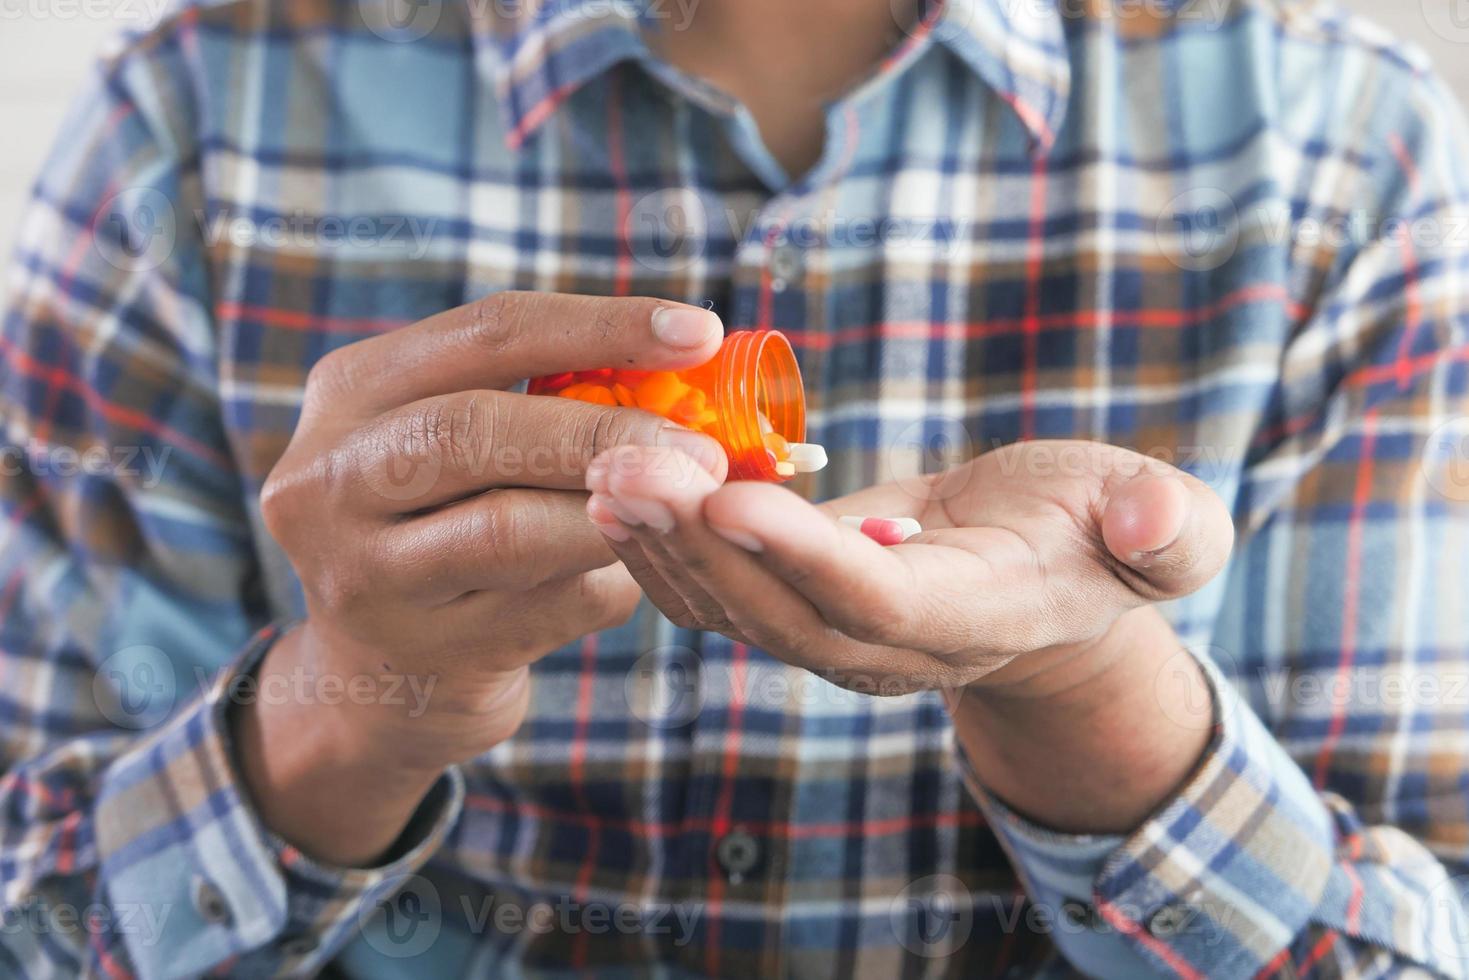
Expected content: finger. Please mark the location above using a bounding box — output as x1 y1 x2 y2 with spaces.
442 563 642 668
379 489 617 604
592 447 914 680
304 292 725 418
587 494 701 629
702 481 1006 653
1099 471 1234 601
622 516 747 638
588 463 739 633
347 389 726 512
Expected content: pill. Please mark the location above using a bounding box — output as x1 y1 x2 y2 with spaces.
786 442 828 473
578 385 618 406
839 516 922 546
548 373 825 479
635 371 689 415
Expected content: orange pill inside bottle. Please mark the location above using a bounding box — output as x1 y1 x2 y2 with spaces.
528 329 807 482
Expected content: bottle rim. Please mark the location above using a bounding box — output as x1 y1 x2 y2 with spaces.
715 330 806 481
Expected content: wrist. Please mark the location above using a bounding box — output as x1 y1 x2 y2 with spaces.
231 625 526 867
283 621 531 775
950 606 1214 834
970 607 1163 707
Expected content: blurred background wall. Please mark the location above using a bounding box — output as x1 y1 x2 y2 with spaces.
1 2 1467 260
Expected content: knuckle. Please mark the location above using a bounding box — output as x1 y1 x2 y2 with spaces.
599 591 641 631
412 395 494 474
554 406 646 472
700 611 740 638
678 594 726 631
259 454 329 544
314 562 371 616
303 348 353 410
486 497 545 582
465 291 526 355
674 550 715 580
258 470 297 542
576 576 630 630
663 606 702 631
744 619 814 664
583 406 643 459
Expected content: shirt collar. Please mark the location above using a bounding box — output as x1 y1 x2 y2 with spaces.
929 0 1072 153
469 0 1075 153
466 0 652 150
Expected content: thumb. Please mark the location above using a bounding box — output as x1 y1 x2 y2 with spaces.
1099 471 1235 601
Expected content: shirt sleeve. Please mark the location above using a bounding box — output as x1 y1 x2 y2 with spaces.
0 34 462 980
959 62 1469 980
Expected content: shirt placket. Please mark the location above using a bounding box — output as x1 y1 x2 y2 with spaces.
670 206 801 978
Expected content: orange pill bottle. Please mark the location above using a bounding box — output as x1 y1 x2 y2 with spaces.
528 329 807 481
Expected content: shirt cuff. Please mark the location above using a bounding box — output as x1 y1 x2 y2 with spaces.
959 651 1336 979
95 625 465 979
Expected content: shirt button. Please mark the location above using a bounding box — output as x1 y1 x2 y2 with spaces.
715 828 761 884
769 246 801 290
1146 903 1193 938
191 876 232 927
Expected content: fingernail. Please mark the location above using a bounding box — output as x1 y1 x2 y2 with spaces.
657 426 724 475
617 495 676 533
710 523 763 552
593 518 632 542
596 493 643 527
651 306 720 350
585 454 612 494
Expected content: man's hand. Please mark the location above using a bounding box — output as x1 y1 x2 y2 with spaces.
585 440 1235 831
585 440 1232 692
239 292 726 865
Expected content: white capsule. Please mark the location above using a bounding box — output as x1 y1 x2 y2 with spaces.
785 442 828 473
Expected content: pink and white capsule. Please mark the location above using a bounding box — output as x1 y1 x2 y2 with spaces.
839 516 922 546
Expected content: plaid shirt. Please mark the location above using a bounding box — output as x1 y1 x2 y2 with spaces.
5 0 1469 976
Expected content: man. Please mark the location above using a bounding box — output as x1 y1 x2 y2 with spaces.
3 0 1468 975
